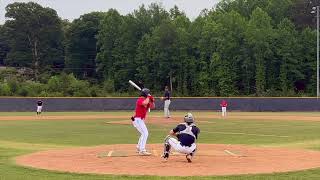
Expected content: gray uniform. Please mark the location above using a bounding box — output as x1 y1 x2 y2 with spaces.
164 90 171 118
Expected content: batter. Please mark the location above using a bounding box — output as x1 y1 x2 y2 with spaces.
132 88 155 155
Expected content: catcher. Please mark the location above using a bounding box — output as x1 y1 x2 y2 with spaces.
162 113 200 163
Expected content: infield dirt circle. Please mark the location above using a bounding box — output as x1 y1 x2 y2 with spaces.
16 144 320 176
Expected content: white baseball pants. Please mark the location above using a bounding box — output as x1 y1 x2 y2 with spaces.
133 117 148 152
37 106 42 113
222 107 227 116
164 100 171 117
167 137 196 154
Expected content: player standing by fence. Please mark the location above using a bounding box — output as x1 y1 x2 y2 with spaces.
162 86 171 118
36 100 43 115
220 100 228 117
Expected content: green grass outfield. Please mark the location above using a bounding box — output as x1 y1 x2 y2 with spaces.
1 111 320 179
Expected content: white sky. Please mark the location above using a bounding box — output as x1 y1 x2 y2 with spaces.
0 0 221 24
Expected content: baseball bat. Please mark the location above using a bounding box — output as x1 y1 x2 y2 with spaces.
129 80 152 112
129 80 141 91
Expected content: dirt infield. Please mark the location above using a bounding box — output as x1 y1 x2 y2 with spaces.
0 113 319 123
15 144 320 176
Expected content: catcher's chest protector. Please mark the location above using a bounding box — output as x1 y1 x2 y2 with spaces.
180 123 196 139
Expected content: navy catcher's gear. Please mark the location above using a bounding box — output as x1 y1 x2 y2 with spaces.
173 122 199 147
162 135 171 159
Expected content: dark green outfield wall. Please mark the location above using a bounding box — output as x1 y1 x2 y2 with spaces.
0 97 319 112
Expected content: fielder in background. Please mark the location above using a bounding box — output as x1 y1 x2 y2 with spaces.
220 99 228 117
36 99 43 115
162 113 200 163
131 88 155 155
162 86 171 118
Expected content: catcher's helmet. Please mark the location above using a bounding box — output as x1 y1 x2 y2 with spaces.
184 113 194 123
140 88 150 97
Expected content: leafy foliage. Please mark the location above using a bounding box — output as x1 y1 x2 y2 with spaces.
4 2 64 81
65 12 105 79
0 1 318 96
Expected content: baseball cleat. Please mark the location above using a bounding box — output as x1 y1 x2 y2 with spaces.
186 154 192 163
138 151 152 156
162 152 169 160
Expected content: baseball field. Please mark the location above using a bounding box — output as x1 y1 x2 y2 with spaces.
1 111 320 179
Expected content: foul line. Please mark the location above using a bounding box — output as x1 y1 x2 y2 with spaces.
202 130 290 138
224 150 238 156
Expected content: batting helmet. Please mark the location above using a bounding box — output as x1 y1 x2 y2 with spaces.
140 88 150 97
184 113 194 123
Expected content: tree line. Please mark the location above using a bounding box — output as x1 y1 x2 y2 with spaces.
0 0 318 97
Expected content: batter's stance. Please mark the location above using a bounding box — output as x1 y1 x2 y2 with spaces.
162 113 200 162
132 88 155 155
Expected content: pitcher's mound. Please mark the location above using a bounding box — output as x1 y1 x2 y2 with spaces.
15 144 320 176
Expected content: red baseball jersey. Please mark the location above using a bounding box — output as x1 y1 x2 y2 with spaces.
220 100 228 107
134 97 150 119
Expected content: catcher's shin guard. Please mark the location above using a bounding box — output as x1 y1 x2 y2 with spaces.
162 136 171 159
163 135 171 152
162 143 170 159
164 143 171 152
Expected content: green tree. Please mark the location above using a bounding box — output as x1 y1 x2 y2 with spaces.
4 2 64 81
216 0 293 24
216 0 269 18
132 3 169 38
213 11 248 95
0 25 9 65
186 16 207 96
147 3 170 27
0 1 318 97
96 9 123 82
209 53 234 96
65 12 105 79
245 8 274 96
47 73 91 96
299 28 317 95
96 3 171 92
275 18 302 93
265 0 293 24
195 19 218 95
135 20 179 91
